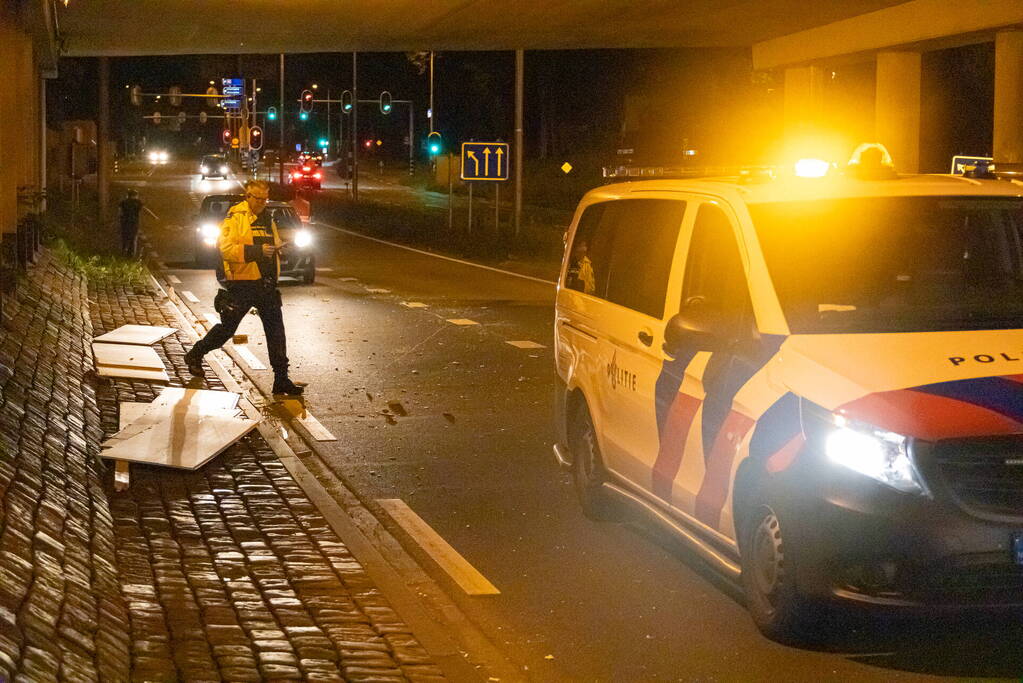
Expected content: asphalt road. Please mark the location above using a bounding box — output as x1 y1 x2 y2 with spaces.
117 159 1023 682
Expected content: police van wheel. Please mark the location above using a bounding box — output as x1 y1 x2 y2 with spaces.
740 501 812 644
570 407 619 521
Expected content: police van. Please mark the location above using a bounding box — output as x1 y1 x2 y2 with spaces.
553 145 1023 641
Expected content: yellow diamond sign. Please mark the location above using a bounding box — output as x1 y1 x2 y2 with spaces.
561 162 573 174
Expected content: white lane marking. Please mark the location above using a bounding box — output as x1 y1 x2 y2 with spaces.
506 340 546 349
296 410 336 441
167 274 182 284
447 318 479 326
377 499 500 596
402 302 428 309
315 220 556 286
203 312 221 324
315 267 334 272
181 290 200 303
232 344 267 370
366 288 391 294
337 277 358 282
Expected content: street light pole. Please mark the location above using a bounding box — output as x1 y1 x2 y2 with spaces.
279 53 285 186
352 51 359 201
514 49 524 240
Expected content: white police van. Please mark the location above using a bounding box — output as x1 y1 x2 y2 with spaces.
553 145 1023 641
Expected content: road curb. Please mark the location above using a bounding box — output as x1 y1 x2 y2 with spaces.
153 268 521 683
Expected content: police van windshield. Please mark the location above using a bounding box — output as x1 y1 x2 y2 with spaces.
749 196 1023 333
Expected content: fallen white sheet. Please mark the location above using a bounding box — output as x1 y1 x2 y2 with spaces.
92 342 169 382
100 409 254 470
94 324 176 346
107 388 242 444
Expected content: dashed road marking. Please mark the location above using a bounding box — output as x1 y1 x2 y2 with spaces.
181 290 200 303
366 288 391 294
203 312 220 324
376 499 500 596
506 340 546 349
296 410 336 442
402 302 428 309
447 319 479 326
232 344 266 370
315 267 333 272
337 277 358 282
167 274 182 284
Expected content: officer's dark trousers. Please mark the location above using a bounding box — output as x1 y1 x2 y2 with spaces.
120 225 138 258
192 281 289 379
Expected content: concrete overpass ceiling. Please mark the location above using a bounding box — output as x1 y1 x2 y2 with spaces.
57 0 908 56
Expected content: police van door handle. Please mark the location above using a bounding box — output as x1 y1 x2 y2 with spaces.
638 330 654 347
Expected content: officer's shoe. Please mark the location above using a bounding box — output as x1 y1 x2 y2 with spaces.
272 377 305 397
184 348 205 377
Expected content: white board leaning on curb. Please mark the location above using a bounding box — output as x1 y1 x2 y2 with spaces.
93 324 176 346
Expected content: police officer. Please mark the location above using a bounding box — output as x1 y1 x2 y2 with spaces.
118 189 143 257
184 180 304 396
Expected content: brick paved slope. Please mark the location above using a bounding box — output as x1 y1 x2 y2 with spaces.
0 252 445 682
88 279 444 682
0 254 130 682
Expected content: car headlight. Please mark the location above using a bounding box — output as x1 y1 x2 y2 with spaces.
825 415 925 494
293 229 313 248
219 165 228 174
199 222 219 245
149 151 159 162
200 166 209 174
159 151 169 162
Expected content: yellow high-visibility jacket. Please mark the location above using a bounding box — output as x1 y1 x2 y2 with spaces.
217 200 281 281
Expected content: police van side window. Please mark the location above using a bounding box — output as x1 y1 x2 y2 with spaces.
565 203 613 297
683 203 750 321
604 199 686 318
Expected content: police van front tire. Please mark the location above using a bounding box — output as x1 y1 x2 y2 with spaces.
570 405 619 521
739 499 815 644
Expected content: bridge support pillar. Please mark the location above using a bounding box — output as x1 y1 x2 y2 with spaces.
994 30 1023 168
875 51 921 173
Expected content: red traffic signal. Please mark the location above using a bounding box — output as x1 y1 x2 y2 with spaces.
222 129 231 144
300 89 314 114
249 126 263 150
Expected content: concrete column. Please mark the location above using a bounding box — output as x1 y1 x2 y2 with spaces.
994 30 1023 167
97 57 110 229
39 78 46 212
783 65 825 136
875 51 921 173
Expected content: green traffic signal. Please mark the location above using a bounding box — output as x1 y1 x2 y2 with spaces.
267 107 277 121
427 131 442 156
299 111 309 121
318 138 328 148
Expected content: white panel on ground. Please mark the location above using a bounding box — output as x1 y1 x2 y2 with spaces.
506 340 546 349
233 344 267 370
315 267 333 272
447 319 479 326
182 290 201 303
107 388 242 444
402 302 428 308
167 275 182 284
118 402 150 429
100 409 255 470
94 324 176 345
92 343 170 382
377 499 500 596
204 312 221 324
366 288 391 294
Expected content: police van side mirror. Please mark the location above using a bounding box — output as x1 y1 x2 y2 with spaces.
664 299 727 355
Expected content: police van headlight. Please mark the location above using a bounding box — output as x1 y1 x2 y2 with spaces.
219 165 229 175
200 165 209 174
293 229 313 248
825 416 925 494
199 222 219 246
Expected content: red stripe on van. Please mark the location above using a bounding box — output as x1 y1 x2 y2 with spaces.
652 392 702 500
765 434 806 474
695 410 756 529
837 389 1021 440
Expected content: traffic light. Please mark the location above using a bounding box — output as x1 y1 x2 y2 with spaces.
341 90 353 114
427 131 442 156
379 91 392 114
299 111 309 121
318 138 328 148
267 106 277 121
222 129 231 144
250 126 263 150
300 89 314 113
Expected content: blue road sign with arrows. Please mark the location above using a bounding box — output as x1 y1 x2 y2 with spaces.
461 142 509 181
